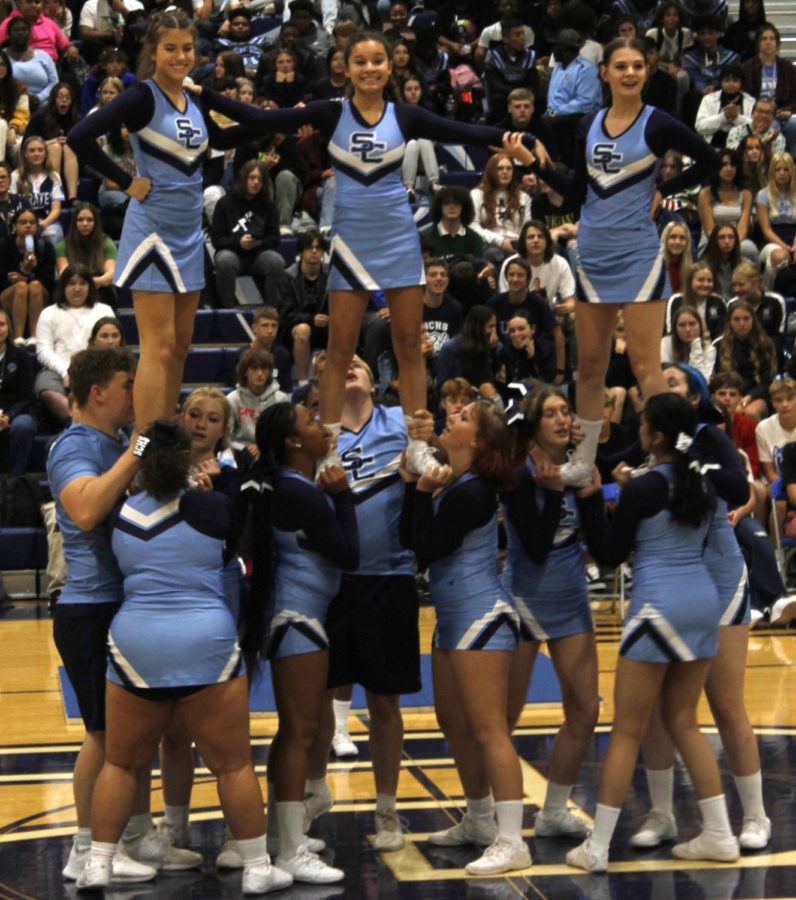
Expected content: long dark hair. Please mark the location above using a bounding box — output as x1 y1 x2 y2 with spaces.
457 305 496 386
643 393 713 528
41 82 79 137
247 401 300 654
710 148 744 200
65 202 108 276
702 222 741 278
233 159 272 203
0 49 25 122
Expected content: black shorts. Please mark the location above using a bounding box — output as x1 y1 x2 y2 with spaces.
326 574 421 696
122 683 206 702
52 601 121 732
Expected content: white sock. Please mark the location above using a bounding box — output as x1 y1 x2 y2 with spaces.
75 827 92 851
590 803 621 852
235 835 268 867
466 793 495 826
305 777 331 800
333 698 352 734
542 782 572 815
163 803 190 831
567 417 602 469
494 799 523 844
699 794 733 839
89 840 116 862
122 813 153 842
376 793 396 815
733 771 765 819
276 801 305 859
646 767 674 816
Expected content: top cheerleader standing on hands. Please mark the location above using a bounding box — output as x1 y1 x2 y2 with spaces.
514 37 718 488
67 10 254 431
195 30 549 475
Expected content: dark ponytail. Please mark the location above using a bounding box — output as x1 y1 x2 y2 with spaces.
643 393 714 528
242 402 300 655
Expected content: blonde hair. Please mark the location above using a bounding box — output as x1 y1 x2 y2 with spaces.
661 220 693 269
766 152 796 209
181 387 231 452
17 135 56 196
732 259 761 287
769 377 796 400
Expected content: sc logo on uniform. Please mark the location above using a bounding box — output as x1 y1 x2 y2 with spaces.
591 142 622 174
175 117 203 150
350 132 387 163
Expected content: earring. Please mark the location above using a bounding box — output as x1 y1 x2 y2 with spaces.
295 441 302 448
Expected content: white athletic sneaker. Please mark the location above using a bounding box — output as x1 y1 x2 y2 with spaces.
75 856 111 890
303 789 334 831
464 837 531 875
241 857 294 894
558 460 594 488
739 814 772 850
315 446 342 475
566 837 608 873
629 809 678 848
535 808 594 839
62 836 89 880
156 817 190 849
373 810 405 851
672 831 740 862
749 608 766 629
123 826 202 870
217 838 244 869
404 441 438 476
428 815 497 847
770 596 796 626
266 835 327 856
111 846 158 883
331 731 358 758
275 845 344 883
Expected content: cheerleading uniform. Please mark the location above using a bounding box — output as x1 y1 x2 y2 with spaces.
265 469 358 659
67 80 251 293
199 90 536 291
538 105 717 304
401 472 519 651
501 458 604 641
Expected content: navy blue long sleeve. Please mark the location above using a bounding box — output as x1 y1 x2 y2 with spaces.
273 477 359 570
400 477 496 571
67 82 255 191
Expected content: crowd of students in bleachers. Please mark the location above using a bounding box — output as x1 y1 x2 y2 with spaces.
0 0 796 474
2 0 796 539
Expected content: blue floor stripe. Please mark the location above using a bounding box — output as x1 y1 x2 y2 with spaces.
59 654 561 719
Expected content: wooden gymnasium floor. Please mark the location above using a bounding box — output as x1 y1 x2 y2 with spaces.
1 599 795 900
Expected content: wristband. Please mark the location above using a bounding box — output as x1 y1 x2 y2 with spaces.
132 434 150 459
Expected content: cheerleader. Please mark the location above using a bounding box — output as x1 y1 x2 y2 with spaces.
191 30 549 474
630 362 770 854
501 386 602 842
567 393 739 871
66 10 256 431
400 401 531 875
518 37 718 487
78 421 290 895
255 402 359 884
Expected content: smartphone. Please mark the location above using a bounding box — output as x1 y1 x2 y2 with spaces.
24 235 34 254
